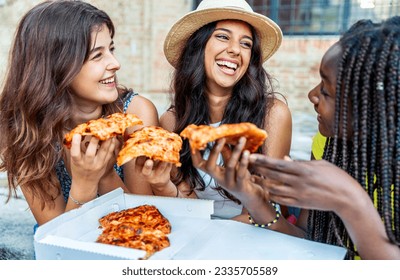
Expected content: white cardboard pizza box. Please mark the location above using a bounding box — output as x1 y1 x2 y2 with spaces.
34 188 346 260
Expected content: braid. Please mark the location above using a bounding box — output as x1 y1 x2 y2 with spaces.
351 38 369 183
367 44 379 199
392 40 400 241
340 41 358 172
361 41 378 200
386 31 400 241
375 30 398 243
330 46 348 161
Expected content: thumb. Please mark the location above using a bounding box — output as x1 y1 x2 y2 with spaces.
142 159 154 176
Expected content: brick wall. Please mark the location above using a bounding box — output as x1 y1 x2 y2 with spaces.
268 36 338 114
0 0 338 115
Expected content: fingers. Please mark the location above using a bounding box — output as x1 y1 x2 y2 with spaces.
190 148 204 169
70 134 83 158
225 137 245 169
192 138 225 175
225 137 246 181
205 138 225 169
251 172 298 202
141 159 173 177
268 193 300 208
249 154 302 176
252 174 265 186
249 153 282 168
94 137 114 162
220 142 232 163
135 156 147 167
85 136 100 155
152 160 173 174
236 150 250 180
142 159 154 176
71 135 118 167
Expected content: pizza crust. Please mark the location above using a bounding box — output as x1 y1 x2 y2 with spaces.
180 122 268 153
63 113 143 148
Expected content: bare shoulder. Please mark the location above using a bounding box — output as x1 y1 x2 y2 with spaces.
125 94 159 127
263 97 292 158
264 97 292 130
125 95 157 113
267 97 292 122
160 109 176 132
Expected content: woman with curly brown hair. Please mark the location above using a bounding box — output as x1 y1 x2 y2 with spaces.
143 0 292 223
0 0 158 226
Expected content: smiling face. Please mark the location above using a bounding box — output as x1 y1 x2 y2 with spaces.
308 43 341 137
70 24 120 108
203 20 253 94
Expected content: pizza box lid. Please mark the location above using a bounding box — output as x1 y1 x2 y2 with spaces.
34 188 346 260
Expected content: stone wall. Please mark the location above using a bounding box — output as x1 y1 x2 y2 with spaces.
0 0 338 115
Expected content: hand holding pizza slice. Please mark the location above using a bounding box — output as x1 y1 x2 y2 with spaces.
63 112 143 148
180 122 268 153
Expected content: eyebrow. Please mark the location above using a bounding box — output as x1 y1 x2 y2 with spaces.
320 69 328 81
89 40 114 54
214 27 253 41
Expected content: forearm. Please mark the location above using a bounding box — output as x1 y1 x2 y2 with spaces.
151 181 197 199
98 169 126 194
67 181 98 210
337 191 400 259
123 164 153 195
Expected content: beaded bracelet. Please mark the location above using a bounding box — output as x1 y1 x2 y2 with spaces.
69 194 84 206
248 202 280 228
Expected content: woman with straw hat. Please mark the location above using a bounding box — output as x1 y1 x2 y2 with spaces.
144 0 293 222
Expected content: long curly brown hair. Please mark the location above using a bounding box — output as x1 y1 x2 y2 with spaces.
168 21 278 202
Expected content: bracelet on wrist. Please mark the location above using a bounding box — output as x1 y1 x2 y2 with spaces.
248 201 280 228
69 194 85 206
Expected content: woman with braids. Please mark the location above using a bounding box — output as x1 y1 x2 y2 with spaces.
191 16 400 259
141 0 292 222
0 1 159 226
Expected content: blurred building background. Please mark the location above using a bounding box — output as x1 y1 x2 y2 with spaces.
0 0 398 159
245 0 398 35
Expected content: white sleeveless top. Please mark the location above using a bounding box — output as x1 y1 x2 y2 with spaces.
194 122 243 219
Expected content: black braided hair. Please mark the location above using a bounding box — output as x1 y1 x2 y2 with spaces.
308 16 400 259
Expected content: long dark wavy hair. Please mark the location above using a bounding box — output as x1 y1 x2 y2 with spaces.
307 16 400 259
169 21 277 201
0 0 127 207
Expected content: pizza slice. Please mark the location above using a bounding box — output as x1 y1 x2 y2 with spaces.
98 204 171 234
63 113 143 148
96 205 171 259
96 225 170 259
116 126 183 167
180 122 268 153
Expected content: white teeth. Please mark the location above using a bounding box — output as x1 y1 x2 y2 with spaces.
216 60 238 70
100 77 115 84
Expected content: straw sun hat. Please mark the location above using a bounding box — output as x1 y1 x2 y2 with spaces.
163 0 282 68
